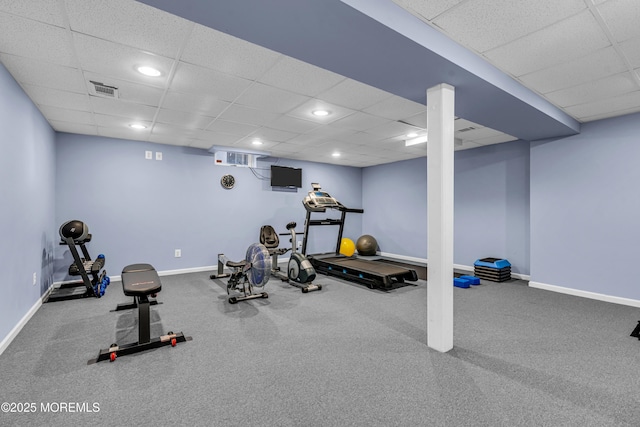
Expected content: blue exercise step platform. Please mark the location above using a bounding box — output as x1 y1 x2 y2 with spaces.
474 257 511 282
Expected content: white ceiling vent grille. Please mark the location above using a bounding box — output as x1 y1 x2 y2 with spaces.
89 81 119 99
457 126 476 133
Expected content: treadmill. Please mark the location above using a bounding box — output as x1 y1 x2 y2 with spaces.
301 184 418 290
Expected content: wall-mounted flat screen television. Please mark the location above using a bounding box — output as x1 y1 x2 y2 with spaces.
271 165 302 188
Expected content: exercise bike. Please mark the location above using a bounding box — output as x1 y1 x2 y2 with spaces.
210 243 271 304
260 222 321 293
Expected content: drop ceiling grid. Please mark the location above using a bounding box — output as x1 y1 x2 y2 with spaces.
179 23 282 81
0 53 86 94
64 0 193 58
545 71 639 108
0 12 76 67
430 0 588 53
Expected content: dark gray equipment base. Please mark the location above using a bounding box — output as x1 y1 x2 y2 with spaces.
90 264 190 364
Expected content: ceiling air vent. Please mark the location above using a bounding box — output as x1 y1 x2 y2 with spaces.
457 126 476 133
89 81 119 99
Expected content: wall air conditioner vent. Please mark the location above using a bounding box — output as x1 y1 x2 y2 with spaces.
89 81 119 99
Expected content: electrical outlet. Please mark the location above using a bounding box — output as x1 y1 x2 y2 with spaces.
145 150 152 160
33 272 37 286
175 249 181 258
156 152 163 161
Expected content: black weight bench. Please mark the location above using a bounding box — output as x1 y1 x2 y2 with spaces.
90 263 191 363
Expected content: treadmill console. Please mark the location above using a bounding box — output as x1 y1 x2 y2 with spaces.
303 186 344 212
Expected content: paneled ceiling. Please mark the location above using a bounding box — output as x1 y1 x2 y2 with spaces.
0 0 638 167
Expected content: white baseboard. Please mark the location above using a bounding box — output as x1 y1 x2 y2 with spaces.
529 281 640 308
0 298 42 356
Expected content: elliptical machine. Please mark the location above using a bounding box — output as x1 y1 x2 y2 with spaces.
260 222 321 293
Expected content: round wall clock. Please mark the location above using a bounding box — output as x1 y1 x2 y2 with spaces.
220 174 235 189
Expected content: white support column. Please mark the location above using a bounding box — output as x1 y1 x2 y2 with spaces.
426 83 455 352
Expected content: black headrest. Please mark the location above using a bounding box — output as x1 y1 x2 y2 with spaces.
59 220 89 242
259 225 279 248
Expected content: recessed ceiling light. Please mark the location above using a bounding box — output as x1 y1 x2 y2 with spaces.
137 66 161 77
312 109 330 117
332 152 341 157
129 124 147 129
252 139 263 145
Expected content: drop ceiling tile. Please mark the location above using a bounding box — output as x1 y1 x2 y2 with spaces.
363 96 427 121
234 83 310 114
474 134 518 145
98 126 149 141
545 72 638 108
148 133 193 146
49 120 97 135
269 142 304 154
73 33 174 88
619 37 640 68
193 130 240 147
518 47 627 94
83 71 165 106
401 112 428 129
432 0 586 53
247 127 299 143
171 61 253 101
455 141 483 151
0 54 85 93
151 123 200 137
365 120 424 140
0 0 65 27
258 56 345 96
336 131 379 145
0 13 75 67
267 115 320 134
580 104 640 122
454 118 483 131
597 0 640 43
188 139 215 150
22 84 90 110
317 78 393 110
180 24 281 80
161 90 230 116
38 105 94 125
392 0 466 21
287 126 352 146
456 126 505 141
156 108 215 129
331 112 392 132
565 90 640 120
93 113 152 129
206 119 259 136
217 104 280 127
286 99 356 124
65 0 192 58
90 97 157 121
484 11 610 76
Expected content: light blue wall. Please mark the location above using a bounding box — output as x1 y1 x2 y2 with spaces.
54 133 362 281
0 63 56 342
530 112 640 300
455 142 530 274
362 157 427 259
362 141 530 274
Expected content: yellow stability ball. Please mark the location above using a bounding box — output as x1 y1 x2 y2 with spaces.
340 238 356 257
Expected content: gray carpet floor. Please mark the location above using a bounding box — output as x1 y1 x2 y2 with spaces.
1 268 639 426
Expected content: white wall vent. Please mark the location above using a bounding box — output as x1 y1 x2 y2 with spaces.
89 81 119 99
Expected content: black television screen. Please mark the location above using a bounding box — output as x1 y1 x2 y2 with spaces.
271 165 302 188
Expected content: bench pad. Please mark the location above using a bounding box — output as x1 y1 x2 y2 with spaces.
122 263 161 296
